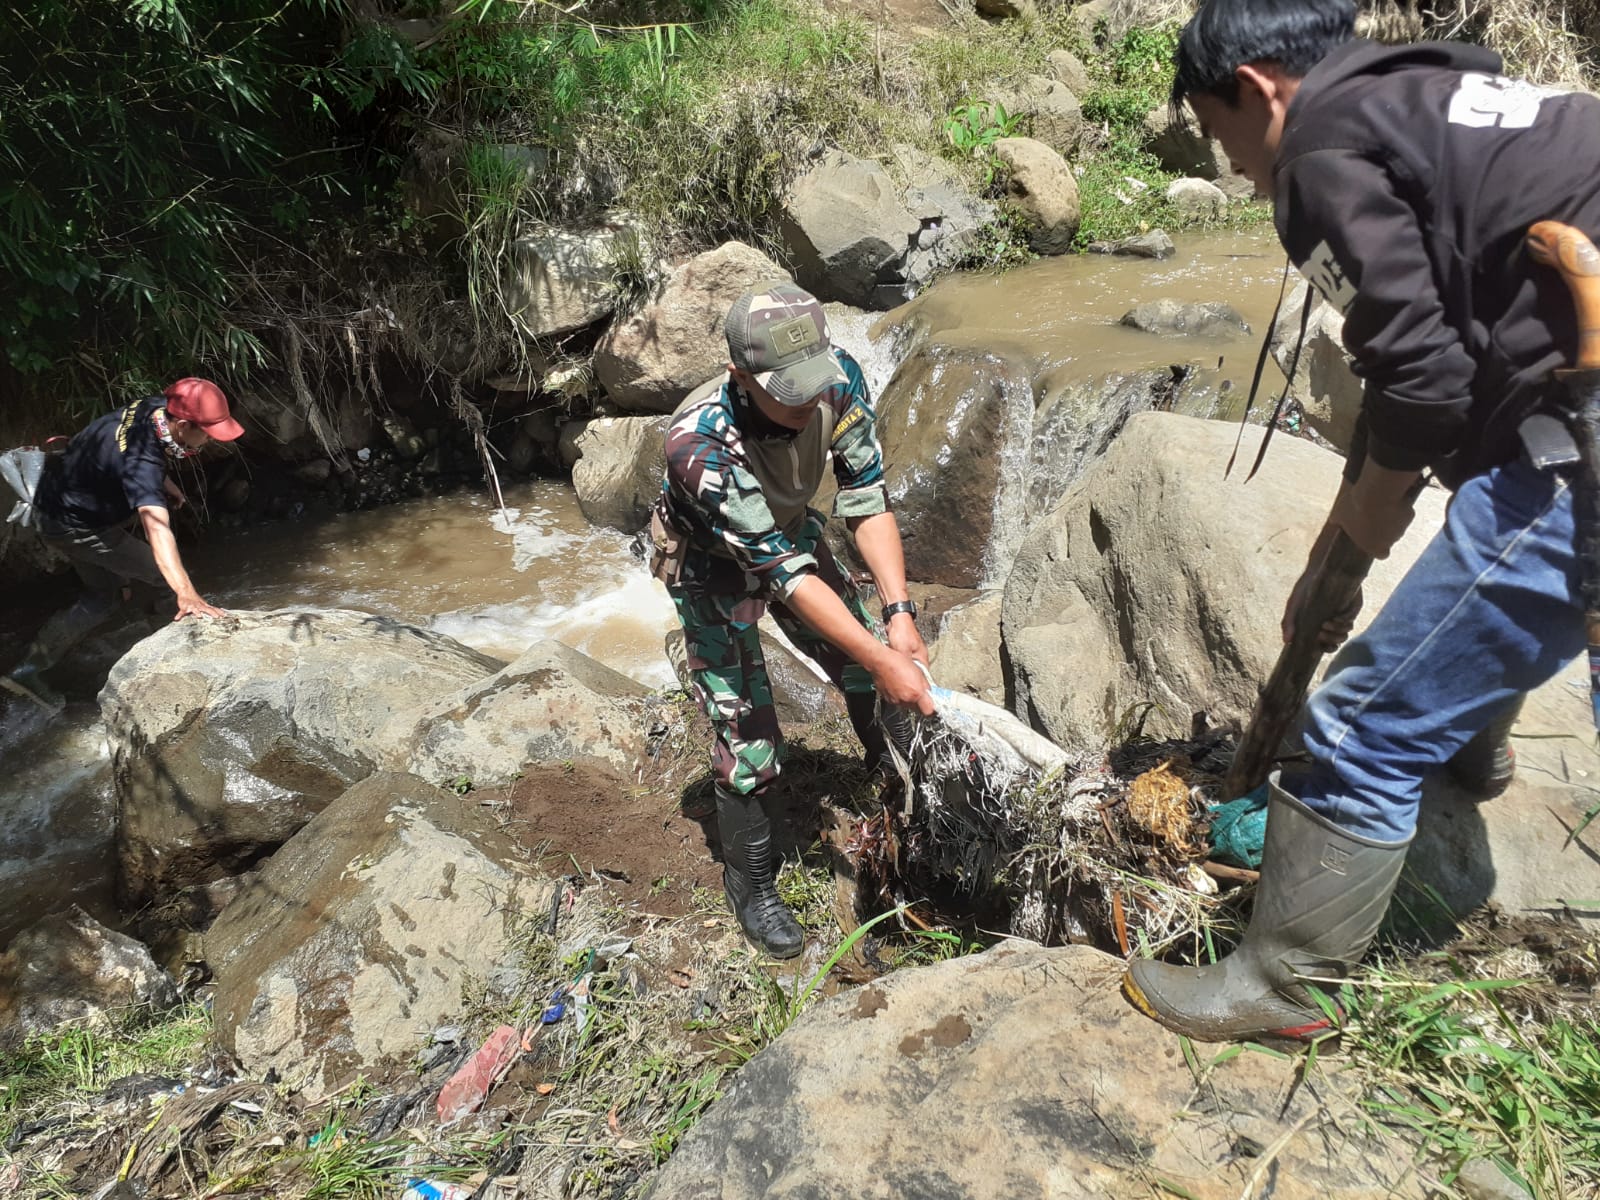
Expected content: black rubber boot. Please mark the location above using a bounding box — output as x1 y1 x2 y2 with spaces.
715 785 804 959
845 690 915 778
1123 778 1411 1042
1445 695 1524 799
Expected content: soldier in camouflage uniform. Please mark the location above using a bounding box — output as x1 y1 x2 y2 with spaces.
653 282 933 958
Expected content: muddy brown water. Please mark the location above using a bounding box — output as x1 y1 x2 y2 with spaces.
0 227 1293 947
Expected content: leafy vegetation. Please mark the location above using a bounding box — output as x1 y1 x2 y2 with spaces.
1337 962 1600 1199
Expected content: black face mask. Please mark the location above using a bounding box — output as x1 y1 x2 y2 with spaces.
731 379 803 442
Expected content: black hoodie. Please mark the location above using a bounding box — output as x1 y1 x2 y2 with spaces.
1275 39 1600 488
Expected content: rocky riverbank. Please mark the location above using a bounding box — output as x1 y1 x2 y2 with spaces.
4 398 1597 1196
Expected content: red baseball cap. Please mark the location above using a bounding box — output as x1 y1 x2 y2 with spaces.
163 377 244 441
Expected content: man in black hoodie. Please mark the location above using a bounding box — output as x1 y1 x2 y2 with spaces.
1123 0 1600 1042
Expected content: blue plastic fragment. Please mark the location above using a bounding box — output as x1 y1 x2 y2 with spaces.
1207 782 1270 869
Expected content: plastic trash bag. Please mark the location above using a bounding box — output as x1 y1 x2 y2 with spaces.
0 447 49 528
1207 782 1270 869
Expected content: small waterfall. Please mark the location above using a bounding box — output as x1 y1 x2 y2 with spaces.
824 304 906 401
980 365 1039 589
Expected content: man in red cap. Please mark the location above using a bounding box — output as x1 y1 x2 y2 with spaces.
2 378 244 711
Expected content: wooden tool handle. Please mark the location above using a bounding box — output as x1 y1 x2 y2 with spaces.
1527 221 1600 370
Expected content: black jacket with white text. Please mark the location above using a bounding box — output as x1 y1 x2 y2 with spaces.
1275 39 1600 488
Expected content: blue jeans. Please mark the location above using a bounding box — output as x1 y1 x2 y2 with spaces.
1297 457 1585 843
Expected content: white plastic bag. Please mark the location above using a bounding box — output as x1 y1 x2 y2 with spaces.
0 447 48 528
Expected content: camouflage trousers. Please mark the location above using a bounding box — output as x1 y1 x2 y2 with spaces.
669 512 877 797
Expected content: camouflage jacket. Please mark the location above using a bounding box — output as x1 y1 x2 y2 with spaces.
659 348 888 601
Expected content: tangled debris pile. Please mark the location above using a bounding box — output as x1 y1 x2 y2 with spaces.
830 690 1251 956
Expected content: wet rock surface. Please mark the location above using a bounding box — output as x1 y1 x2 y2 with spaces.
206 772 544 1098
1120 298 1249 338
926 590 1005 704
102 609 503 909
876 342 1034 588
645 941 1425 1199
0 714 115 946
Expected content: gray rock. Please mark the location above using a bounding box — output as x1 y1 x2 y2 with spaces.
1142 102 1217 176
102 609 503 909
645 941 1424 1199
927 591 1005 705
1120 298 1249 337
1166 176 1229 221
1402 651 1600 932
505 218 639 338
1089 229 1177 259
595 243 790 413
893 145 997 286
1142 104 1257 201
0 908 177 1040
206 773 546 1099
993 137 1080 255
998 75 1084 160
564 414 670 533
876 342 1035 588
780 150 921 310
1002 411 1449 757
1001 410 1600 926
1046 47 1091 96
975 0 1028 15
408 640 648 785
1272 281 1362 453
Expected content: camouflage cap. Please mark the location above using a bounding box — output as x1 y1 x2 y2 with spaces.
725 281 848 406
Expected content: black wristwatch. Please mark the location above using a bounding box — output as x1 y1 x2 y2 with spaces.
881 600 918 625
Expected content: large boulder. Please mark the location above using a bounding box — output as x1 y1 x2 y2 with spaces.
780 150 921 310
1165 177 1229 221
893 145 997 288
1402 652 1600 930
207 773 545 1098
564 414 670 533
1002 412 1445 754
1046 47 1091 96
926 591 1005 705
645 942 1422 1199
595 243 789 413
0 714 115 947
1006 411 1600 928
876 343 1036 589
0 908 177 1040
998 75 1084 160
1272 281 1363 454
993 137 1080 255
407 639 649 785
102 609 503 909
1142 105 1256 202
505 218 638 338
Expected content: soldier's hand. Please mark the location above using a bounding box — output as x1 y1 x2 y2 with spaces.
886 612 929 668
871 648 934 716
